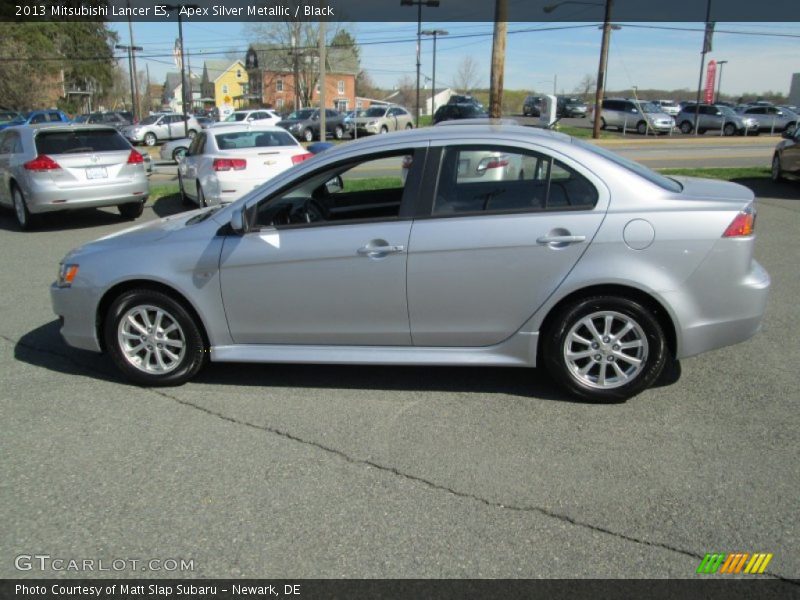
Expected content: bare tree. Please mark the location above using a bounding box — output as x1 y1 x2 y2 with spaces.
574 74 597 99
452 56 481 94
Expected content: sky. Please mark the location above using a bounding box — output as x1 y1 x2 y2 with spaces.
110 20 800 98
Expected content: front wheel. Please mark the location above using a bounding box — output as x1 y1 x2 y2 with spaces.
542 296 668 402
12 185 36 231
636 121 648 135
333 125 344 140
380 125 388 134
172 147 187 162
303 128 314 142
679 121 693 134
723 123 736 136
104 289 207 386
143 132 157 146
772 154 784 182
405 123 413 129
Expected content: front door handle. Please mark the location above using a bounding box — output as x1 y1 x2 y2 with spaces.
357 242 405 257
536 235 586 245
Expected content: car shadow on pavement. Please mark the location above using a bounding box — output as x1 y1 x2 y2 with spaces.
0 206 132 232
152 193 193 218
14 320 678 404
734 178 800 200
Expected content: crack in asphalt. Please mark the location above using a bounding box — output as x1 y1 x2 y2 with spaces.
5 333 799 585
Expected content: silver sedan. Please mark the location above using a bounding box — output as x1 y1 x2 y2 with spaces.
50 125 769 402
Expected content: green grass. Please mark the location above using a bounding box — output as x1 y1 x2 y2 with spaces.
147 183 180 203
657 167 771 181
342 177 402 192
553 125 614 139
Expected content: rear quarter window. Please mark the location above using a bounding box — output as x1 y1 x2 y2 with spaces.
35 129 131 154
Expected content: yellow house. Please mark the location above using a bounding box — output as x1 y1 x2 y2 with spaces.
201 59 249 111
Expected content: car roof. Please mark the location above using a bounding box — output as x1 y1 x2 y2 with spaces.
206 123 288 133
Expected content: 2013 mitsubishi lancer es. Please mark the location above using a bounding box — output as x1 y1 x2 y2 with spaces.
50 124 770 402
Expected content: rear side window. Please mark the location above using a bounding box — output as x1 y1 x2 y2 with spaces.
573 138 682 192
433 146 598 215
35 129 130 154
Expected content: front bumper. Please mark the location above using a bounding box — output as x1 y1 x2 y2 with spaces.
50 283 102 352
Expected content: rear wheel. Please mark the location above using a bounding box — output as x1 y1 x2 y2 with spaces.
723 123 736 136
785 122 797 137
104 289 206 386
172 146 187 162
772 154 784 182
12 185 35 231
405 123 413 129
542 295 668 402
118 201 145 220
679 121 693 134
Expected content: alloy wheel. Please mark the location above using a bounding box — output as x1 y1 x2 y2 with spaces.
117 304 187 375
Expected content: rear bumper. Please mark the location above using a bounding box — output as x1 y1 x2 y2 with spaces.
25 179 148 214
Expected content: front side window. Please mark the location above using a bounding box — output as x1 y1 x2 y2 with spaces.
433 146 598 215
253 150 417 229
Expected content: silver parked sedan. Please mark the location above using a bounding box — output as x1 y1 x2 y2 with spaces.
50 125 770 402
0 124 149 230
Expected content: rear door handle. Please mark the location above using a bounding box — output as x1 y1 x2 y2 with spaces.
536 235 586 245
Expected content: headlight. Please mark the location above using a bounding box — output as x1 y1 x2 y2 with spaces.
367 121 378 126
290 124 302 130
57 263 79 288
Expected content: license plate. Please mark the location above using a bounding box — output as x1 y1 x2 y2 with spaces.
86 167 107 179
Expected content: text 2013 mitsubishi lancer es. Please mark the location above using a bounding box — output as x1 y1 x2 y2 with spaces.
51 124 770 402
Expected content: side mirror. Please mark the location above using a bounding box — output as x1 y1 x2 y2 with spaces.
325 175 343 194
776 111 784 116
230 207 247 235
312 114 320 121
631 108 639 114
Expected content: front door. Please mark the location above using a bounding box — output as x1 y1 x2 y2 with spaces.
407 144 607 347
219 147 426 345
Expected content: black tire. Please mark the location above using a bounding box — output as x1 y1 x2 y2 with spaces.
785 122 797 137
118 201 145 220
542 295 668 402
178 173 193 206
303 128 314 142
723 123 736 136
197 184 207 208
333 125 344 140
187 129 197 140
104 289 206 386
380 125 389 134
679 121 693 134
599 117 606 130
405 123 413 129
636 120 648 135
772 154 784 182
143 132 157 146
11 184 36 231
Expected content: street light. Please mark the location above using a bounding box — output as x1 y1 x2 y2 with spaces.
401 0 440 127
115 44 142 119
715 60 728 103
162 3 199 136
421 29 447 116
544 0 611 139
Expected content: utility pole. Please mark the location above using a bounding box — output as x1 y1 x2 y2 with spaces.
115 43 142 118
693 0 713 135
593 0 612 139
162 4 199 136
422 29 448 116
126 0 140 121
715 59 728 103
489 0 507 119
291 29 301 110
319 21 326 140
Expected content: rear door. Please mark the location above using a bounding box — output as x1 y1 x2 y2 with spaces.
407 143 607 347
179 131 206 198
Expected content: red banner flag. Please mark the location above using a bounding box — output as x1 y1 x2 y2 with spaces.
705 60 717 104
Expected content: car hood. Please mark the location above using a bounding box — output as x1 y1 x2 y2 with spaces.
277 119 309 127
670 176 755 204
70 208 214 256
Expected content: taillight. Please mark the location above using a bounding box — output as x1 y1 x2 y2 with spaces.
23 154 60 171
127 149 144 164
213 158 247 171
722 205 756 237
291 152 314 164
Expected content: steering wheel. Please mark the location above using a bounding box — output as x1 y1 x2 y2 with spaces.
296 198 329 223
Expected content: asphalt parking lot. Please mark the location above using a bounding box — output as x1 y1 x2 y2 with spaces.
0 172 798 581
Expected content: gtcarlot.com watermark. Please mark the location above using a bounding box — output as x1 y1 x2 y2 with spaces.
15 554 195 573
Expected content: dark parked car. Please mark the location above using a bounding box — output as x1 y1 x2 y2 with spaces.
433 103 489 125
447 95 485 110
277 108 346 142
73 111 132 130
523 95 543 117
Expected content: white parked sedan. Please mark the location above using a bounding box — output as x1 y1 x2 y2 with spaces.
178 125 312 207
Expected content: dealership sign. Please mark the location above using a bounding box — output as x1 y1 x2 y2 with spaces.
705 60 717 104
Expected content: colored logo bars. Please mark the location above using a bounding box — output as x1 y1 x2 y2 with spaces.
696 553 773 575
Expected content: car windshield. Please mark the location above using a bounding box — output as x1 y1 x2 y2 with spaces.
640 102 661 113
215 130 298 150
660 100 677 107
286 109 315 120
717 106 737 117
224 113 248 122
364 107 387 117
573 138 683 192
138 115 159 125
35 129 131 154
